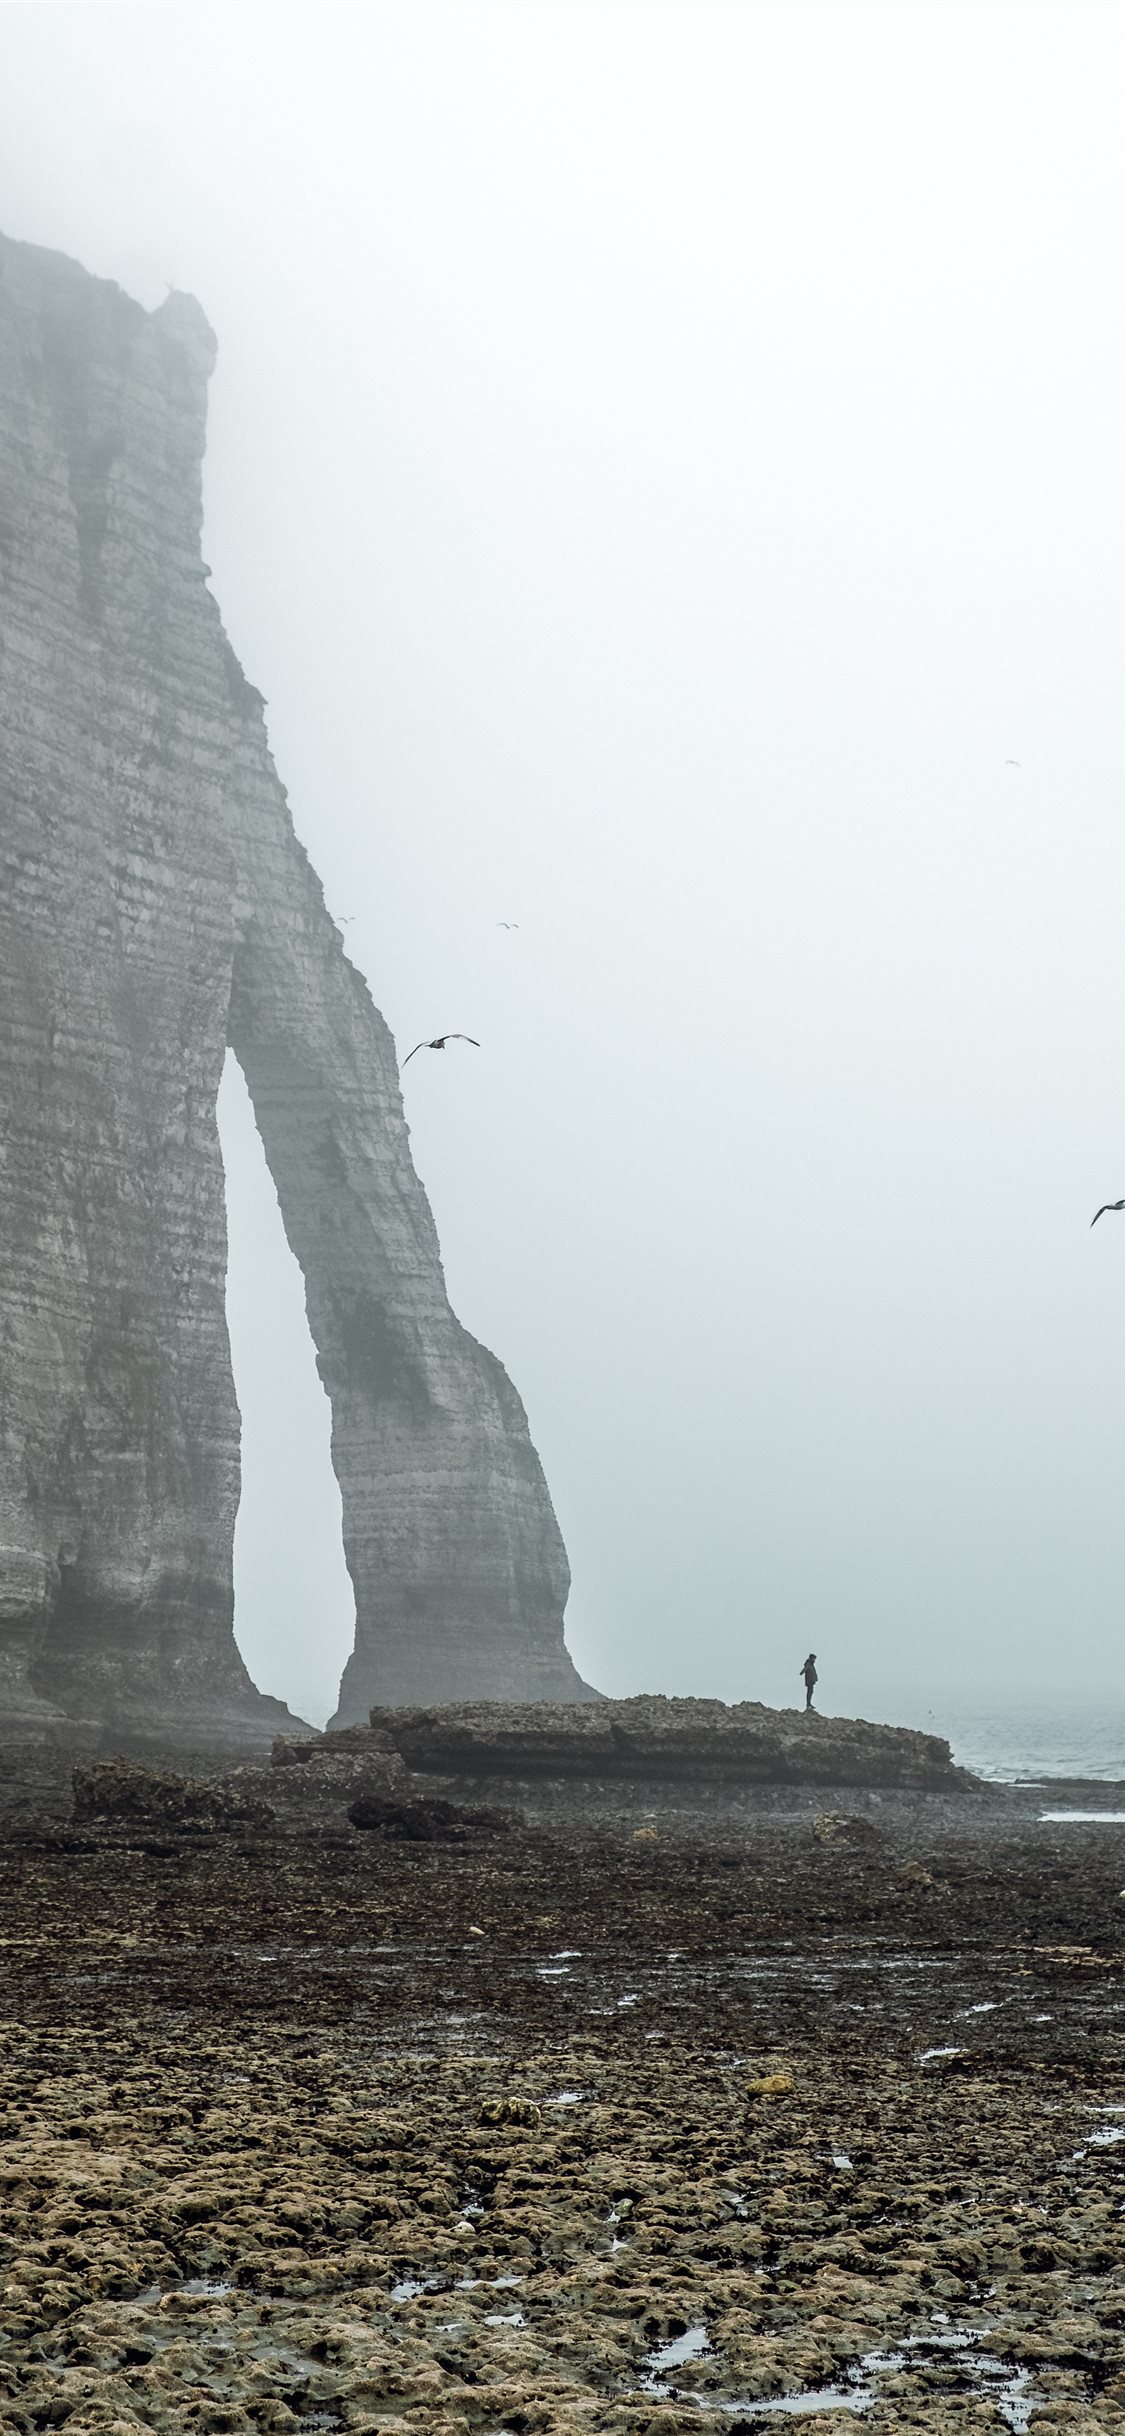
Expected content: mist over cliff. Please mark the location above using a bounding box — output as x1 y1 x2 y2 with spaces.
1 5 1124 1737
0 232 590 1738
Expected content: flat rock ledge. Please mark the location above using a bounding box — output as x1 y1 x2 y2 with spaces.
274 1695 981 1796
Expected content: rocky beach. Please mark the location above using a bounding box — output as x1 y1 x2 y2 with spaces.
0 1725 1123 2434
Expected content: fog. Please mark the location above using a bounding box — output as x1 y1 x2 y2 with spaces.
2 1 1124 1733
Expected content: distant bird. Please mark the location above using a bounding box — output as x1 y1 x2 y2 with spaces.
1091 1198 1125 1226
1005 758 1021 767
401 1033 480 1066
497 921 520 930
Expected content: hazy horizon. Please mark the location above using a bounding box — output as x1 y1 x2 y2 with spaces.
2 1 1124 1734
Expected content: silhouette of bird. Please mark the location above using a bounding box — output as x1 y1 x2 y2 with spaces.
497 921 519 930
1091 1198 1125 1226
401 1033 480 1066
1005 758 1021 767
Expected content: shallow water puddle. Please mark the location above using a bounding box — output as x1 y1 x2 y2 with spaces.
856 2337 1037 2434
1040 1809 1125 1823
1073 2122 1125 2156
726 2384 868 2417
637 2322 1039 2429
642 2322 712 2383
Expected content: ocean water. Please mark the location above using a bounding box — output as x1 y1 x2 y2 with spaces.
877 1696 1125 1785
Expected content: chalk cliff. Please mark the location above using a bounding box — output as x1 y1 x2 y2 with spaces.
0 234 590 1739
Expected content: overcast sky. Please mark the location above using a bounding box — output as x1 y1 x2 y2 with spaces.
2 0 1125 1735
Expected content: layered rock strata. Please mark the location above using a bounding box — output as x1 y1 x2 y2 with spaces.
0 233 588 1738
274 1694 979 1800
369 1696 971 1787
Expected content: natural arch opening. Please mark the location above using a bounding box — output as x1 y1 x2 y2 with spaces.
217 1050 356 1728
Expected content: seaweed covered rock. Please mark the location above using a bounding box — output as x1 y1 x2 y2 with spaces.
812 1811 886 1845
346 1790 512 1841
72 1758 273 1833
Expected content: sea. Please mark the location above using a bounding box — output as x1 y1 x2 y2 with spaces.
868 1694 1125 1785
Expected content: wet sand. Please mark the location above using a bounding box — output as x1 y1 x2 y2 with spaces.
1 1798 1124 2433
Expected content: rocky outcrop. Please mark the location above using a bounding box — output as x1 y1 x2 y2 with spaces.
258 1722 409 1821
364 1695 974 1790
71 1757 272 1833
0 232 589 1739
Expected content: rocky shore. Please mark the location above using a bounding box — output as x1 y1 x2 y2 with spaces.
261 1698 985 1836
360 1697 975 1794
1 1757 1123 2433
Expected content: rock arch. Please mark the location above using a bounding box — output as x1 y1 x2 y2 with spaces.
0 234 592 1740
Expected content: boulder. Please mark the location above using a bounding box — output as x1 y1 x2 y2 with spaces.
346 1790 512 1840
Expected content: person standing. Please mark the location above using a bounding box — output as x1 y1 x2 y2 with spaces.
800 1652 818 1711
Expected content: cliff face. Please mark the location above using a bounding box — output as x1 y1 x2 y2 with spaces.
0 234 589 1739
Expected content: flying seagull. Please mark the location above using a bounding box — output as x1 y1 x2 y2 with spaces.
401 1033 480 1066
1091 1198 1125 1226
497 921 520 930
1005 758 1021 767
